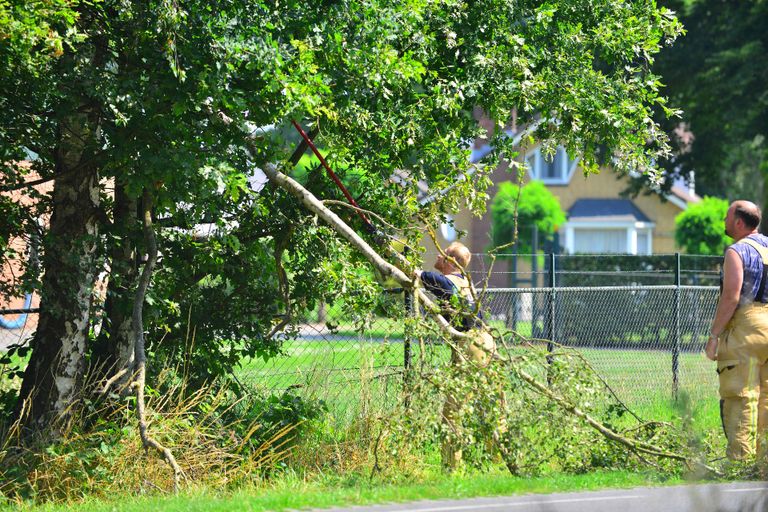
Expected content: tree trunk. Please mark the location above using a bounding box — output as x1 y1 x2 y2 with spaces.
132 187 183 488
91 183 138 389
15 112 101 432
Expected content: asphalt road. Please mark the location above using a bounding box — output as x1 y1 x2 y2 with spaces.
311 482 768 512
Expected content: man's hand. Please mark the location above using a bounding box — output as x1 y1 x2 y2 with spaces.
705 336 718 361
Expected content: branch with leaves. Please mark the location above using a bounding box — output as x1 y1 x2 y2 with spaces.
262 158 719 476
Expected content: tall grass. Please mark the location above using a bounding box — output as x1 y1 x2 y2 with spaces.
0 368 296 505
0 333 726 508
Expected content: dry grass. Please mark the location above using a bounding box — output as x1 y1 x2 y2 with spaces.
0 352 440 508
0 368 296 505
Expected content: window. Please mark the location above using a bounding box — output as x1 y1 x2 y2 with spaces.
440 215 457 242
573 229 627 254
637 231 650 255
523 146 578 184
566 226 654 255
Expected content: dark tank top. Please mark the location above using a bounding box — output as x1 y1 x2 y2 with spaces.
729 234 768 304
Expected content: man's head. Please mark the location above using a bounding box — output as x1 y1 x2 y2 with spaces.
435 241 471 274
725 200 761 240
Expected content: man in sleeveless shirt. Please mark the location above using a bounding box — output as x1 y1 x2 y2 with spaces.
707 200 768 460
416 242 497 468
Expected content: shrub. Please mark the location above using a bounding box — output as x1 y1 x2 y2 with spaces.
675 196 732 255
0 369 304 504
490 181 566 254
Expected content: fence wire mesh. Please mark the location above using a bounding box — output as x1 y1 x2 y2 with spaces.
236 292 412 425
235 254 723 421
0 309 36 352
481 285 719 410
1 254 724 422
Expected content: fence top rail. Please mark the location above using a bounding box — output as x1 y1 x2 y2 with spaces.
0 308 39 315
481 285 720 293
465 252 722 258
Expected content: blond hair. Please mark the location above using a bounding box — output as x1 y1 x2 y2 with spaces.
445 241 471 269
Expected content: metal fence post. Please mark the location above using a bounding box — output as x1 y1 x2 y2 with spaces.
672 252 681 399
547 253 556 377
404 288 412 372
402 286 414 408
548 252 556 343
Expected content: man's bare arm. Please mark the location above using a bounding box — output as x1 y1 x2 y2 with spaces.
707 248 742 360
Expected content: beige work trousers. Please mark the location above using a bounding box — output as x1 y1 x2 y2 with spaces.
717 302 768 460
441 329 498 469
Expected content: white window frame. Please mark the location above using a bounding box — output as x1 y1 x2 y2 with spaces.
440 214 457 242
523 146 579 184
563 220 655 255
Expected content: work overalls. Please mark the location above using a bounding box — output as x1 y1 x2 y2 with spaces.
718 238 768 460
440 274 498 468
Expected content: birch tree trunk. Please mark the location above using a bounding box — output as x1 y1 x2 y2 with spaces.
91 183 138 390
15 112 101 431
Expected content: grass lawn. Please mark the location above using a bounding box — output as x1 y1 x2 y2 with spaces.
1 322 724 512
322 318 535 339
239 337 717 406
15 468 689 512
236 333 722 438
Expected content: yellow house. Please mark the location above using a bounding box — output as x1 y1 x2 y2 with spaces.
421 120 700 283
518 145 697 255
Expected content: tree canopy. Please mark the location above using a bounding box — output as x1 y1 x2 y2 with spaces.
490 180 566 254
654 0 767 207
0 0 683 429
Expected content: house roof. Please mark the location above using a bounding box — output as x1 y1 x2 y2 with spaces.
568 198 651 223
669 182 700 206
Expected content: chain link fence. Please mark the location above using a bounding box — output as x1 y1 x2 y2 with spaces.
237 290 413 424
236 253 723 420
481 285 718 409
2 254 724 421
0 308 37 352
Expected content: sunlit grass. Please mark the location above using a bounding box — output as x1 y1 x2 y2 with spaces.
17 468 685 512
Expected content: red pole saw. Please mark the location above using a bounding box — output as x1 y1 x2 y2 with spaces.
290 121 410 257
291 120 372 227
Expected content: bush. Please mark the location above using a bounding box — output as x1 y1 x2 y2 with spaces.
675 197 732 255
222 389 329 454
0 370 310 504
491 181 566 254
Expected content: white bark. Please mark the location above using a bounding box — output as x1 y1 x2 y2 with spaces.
16 138 101 429
262 164 411 286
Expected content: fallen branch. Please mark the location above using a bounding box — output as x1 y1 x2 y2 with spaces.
322 199 409 235
236 119 709 475
260 162 469 341
510 362 722 476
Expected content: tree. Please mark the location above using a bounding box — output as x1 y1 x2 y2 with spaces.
653 0 768 208
0 0 682 433
490 181 566 254
675 196 731 255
